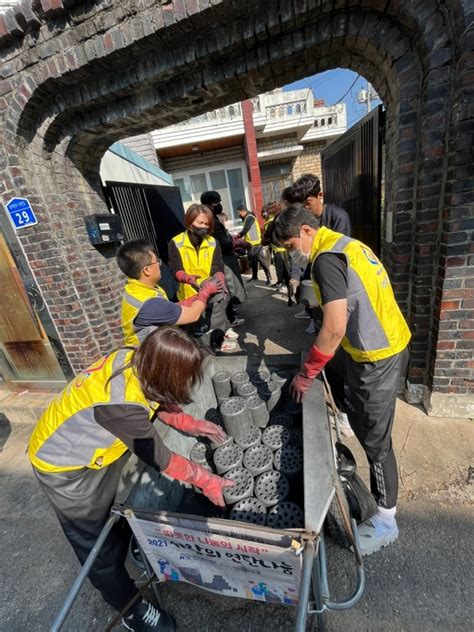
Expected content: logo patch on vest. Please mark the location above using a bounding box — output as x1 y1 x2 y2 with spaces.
361 246 379 265
75 354 110 388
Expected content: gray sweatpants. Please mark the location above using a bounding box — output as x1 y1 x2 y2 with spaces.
33 454 137 613
342 347 409 509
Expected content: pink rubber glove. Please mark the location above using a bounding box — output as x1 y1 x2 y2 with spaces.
290 345 334 403
159 410 228 444
175 270 201 290
163 453 234 506
196 279 220 302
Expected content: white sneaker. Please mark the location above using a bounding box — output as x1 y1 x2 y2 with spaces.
219 341 237 352
355 519 399 556
294 310 310 319
230 318 245 327
225 328 238 340
305 321 316 334
336 412 354 437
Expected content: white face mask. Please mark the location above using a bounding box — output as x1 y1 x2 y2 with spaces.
290 249 309 269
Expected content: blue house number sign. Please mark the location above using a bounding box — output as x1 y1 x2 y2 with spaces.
6 197 38 230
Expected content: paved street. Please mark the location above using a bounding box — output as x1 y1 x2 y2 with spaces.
1 277 473 631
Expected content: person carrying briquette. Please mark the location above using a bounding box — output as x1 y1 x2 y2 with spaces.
271 205 411 556
29 326 233 632
237 204 272 285
168 203 238 352
261 201 293 306
117 239 222 347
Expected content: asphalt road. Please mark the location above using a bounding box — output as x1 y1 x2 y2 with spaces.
1 278 473 631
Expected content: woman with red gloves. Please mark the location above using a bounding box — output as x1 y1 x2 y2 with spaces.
168 203 239 352
29 326 232 632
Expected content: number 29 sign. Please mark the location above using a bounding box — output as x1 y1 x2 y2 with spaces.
5 197 38 230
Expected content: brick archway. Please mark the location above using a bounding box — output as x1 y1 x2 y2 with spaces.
0 0 472 412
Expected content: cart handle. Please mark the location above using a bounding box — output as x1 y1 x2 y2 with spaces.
295 538 317 631
49 513 120 632
318 518 365 611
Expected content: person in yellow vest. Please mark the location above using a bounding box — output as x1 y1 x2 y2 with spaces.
261 201 293 305
117 239 222 346
237 205 272 285
29 326 233 632
271 205 411 557
168 204 238 352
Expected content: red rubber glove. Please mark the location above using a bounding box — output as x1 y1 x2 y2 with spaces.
163 453 234 506
196 279 220 302
159 410 229 444
175 270 201 290
290 345 334 403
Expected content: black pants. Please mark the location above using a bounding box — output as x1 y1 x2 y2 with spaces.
273 251 290 286
187 293 230 348
249 245 271 280
34 454 137 613
342 348 409 509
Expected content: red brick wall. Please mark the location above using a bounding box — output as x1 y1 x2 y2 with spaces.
0 0 471 403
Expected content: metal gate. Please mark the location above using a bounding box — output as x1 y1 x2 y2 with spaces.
104 181 185 297
321 105 384 254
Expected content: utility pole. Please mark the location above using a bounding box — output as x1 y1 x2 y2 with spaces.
357 82 378 114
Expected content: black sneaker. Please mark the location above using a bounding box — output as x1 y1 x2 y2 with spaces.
122 601 176 631
247 277 258 283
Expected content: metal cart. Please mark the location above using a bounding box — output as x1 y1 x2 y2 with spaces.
51 354 364 631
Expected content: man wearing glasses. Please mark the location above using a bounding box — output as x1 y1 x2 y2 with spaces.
117 239 221 346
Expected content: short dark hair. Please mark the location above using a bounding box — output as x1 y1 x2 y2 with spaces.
271 204 320 246
201 190 221 206
237 205 247 212
288 174 321 203
117 239 157 279
281 186 294 205
184 203 215 233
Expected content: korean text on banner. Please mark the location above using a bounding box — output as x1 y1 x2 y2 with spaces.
128 515 302 605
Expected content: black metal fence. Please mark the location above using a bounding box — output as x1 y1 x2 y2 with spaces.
321 105 384 254
104 181 185 298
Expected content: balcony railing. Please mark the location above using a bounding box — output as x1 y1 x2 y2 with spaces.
170 103 243 127
155 95 345 136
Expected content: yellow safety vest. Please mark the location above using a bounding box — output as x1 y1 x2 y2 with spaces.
121 278 169 346
264 217 286 253
243 214 261 246
310 227 411 362
29 349 155 473
172 231 216 300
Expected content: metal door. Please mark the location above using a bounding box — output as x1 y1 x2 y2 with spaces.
321 106 384 254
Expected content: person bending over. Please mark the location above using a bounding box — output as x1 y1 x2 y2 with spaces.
29 326 233 631
272 205 410 556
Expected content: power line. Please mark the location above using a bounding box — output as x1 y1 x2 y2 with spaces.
310 69 345 90
329 74 361 106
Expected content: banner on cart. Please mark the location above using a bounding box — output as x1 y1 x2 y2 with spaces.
128 515 302 605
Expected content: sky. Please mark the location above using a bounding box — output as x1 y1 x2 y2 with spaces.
284 69 382 128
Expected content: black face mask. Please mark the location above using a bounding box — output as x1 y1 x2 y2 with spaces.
190 226 209 238
212 203 223 214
